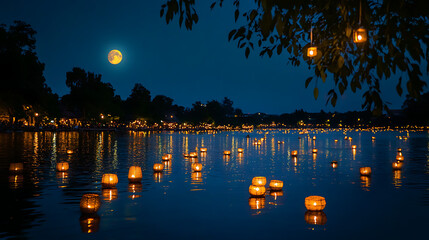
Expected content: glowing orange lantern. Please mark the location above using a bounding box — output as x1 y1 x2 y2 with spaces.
237 148 244 153
224 150 231 155
67 150 73 154
344 136 348 140
372 136 376 140
269 180 283 191
189 152 198 158
56 162 69 172
277 141 284 144
162 154 171 161
291 150 298 156
249 197 265 210
249 185 266 197
80 193 101 214
360 167 371 176
312 148 318 154
305 211 327 225
183 153 190 158
252 176 267 186
9 163 23 172
200 148 207 152
153 163 164 172
397 148 402 152
352 145 357 149
128 166 142 182
192 163 202 172
305 196 326 211
392 161 403 170
312 136 316 140
331 161 338 168
396 155 404 161
101 174 118 188
102 188 118 201
79 214 100 234
353 28 367 43
307 47 317 57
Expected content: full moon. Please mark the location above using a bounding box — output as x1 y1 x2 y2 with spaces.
108 49 122 64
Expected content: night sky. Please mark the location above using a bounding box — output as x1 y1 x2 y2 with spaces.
0 0 412 114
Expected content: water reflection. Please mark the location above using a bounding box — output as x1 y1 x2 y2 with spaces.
102 188 118 201
393 170 402 188
153 172 163 183
56 172 69 187
360 176 371 191
9 174 24 189
304 211 327 225
79 213 100 234
249 197 265 210
128 183 142 199
191 172 202 183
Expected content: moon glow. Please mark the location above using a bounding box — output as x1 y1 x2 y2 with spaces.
108 50 122 64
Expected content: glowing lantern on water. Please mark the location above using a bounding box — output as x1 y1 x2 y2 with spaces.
162 154 171 161
269 180 283 191
80 194 101 214
249 185 266 197
334 139 338 143
249 197 265 210
312 148 318 154
305 196 326 211
397 148 402 153
192 163 202 172
67 150 73 154
80 214 100 234
183 153 190 158
392 161 403 170
102 187 118 201
128 166 142 182
396 155 404 161
56 162 69 172
9 163 23 172
307 47 318 57
353 28 367 43
252 176 267 186
352 145 357 149
331 161 338 168
200 148 207 152
291 150 298 156
189 152 198 158
312 136 316 140
224 150 231 155
344 136 348 140
372 136 376 140
360 167 371 176
153 163 164 172
237 148 244 153
101 174 118 188
305 210 327 225
278 141 284 144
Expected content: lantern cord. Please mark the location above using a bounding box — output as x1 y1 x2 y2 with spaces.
359 0 362 25
310 27 313 45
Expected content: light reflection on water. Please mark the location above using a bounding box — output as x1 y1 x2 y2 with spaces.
0 130 428 239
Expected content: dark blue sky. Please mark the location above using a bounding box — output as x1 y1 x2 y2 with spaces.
0 0 415 114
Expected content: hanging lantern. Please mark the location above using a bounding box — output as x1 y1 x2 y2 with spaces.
249 197 265 210
223 150 231 155
269 180 283 191
79 214 100 234
200 148 207 152
67 150 74 154
252 176 267 186
192 163 203 172
307 47 318 57
9 163 23 173
80 193 101 214
237 148 244 153
392 161 403 170
305 196 326 211
331 161 338 168
102 188 118 201
249 185 266 197
360 167 371 176
128 166 142 182
291 150 298 156
305 211 327 225
153 163 164 172
353 28 367 43
56 162 69 172
101 174 118 188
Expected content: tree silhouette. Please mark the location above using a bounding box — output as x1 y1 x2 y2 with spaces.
0 21 58 123
125 83 151 120
160 0 429 115
62 67 121 120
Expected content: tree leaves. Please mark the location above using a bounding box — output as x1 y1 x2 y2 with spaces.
305 77 313 88
313 87 319 100
396 77 403 96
